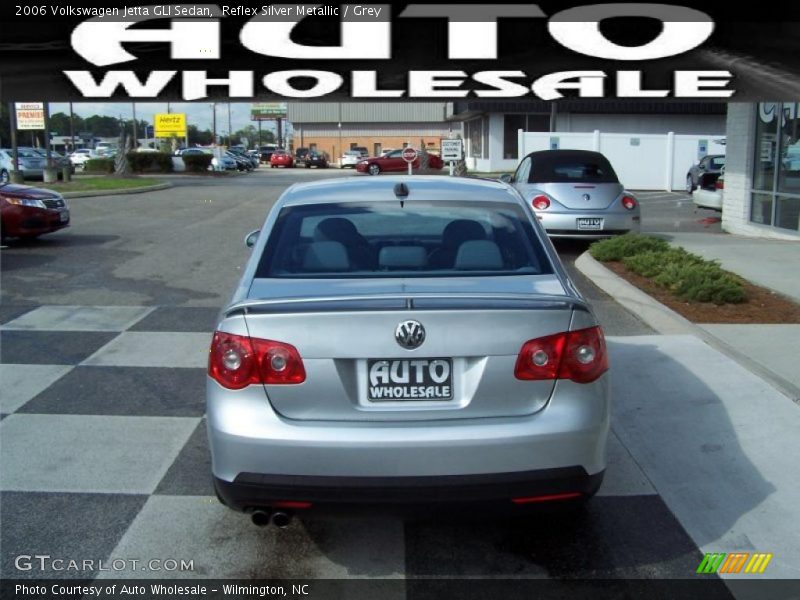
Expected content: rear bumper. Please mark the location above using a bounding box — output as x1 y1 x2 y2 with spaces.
207 376 610 507
214 467 604 512
692 188 723 211
539 211 640 238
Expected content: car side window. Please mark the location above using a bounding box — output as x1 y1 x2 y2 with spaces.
514 157 532 184
388 150 403 158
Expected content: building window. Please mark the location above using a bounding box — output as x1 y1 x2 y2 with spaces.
374 143 382 156
751 103 800 232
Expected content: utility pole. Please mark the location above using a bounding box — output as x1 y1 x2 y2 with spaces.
8 101 21 182
132 102 138 149
69 102 75 153
227 102 232 146
212 103 217 145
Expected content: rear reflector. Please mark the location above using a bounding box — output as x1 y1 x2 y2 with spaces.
515 326 608 384
272 501 313 509
512 492 583 504
209 331 306 389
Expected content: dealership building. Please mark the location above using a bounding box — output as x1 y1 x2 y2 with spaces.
721 103 799 240
287 103 452 161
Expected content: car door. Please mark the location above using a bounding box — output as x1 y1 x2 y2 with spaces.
382 149 406 172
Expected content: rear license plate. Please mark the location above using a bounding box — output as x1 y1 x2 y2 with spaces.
367 358 453 401
577 218 603 230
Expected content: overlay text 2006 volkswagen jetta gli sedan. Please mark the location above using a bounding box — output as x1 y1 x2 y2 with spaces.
207 176 610 527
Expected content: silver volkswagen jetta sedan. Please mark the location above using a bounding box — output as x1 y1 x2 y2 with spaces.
207 176 610 526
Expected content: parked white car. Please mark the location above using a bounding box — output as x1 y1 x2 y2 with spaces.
692 170 724 211
69 149 98 169
340 150 368 168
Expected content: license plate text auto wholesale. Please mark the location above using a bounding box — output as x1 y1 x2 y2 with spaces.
577 218 604 230
368 358 453 401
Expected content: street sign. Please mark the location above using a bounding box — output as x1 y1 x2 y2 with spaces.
402 147 417 162
15 102 45 130
440 139 463 161
154 113 187 138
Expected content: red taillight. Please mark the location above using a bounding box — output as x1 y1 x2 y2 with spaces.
715 179 724 190
514 326 608 384
209 331 306 389
532 195 551 210
621 195 637 210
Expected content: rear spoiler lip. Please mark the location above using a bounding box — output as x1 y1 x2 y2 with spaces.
223 293 590 317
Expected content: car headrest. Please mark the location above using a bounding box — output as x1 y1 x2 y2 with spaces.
442 219 486 249
455 240 504 270
314 218 364 245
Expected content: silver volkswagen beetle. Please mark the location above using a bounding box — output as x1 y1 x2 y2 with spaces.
207 176 610 527
502 150 641 239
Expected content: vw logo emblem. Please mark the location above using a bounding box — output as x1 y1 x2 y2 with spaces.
395 320 425 349
582 193 591 202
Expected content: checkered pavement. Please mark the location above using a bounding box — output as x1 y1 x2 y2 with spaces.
0 305 727 587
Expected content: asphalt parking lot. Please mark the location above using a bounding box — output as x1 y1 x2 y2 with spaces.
0 169 775 595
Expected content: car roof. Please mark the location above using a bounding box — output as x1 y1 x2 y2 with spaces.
279 176 522 206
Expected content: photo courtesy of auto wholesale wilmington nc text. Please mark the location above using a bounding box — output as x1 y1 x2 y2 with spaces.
12 3 734 101
13 582 314 598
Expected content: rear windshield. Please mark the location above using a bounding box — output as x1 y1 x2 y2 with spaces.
256 201 552 278
530 154 618 184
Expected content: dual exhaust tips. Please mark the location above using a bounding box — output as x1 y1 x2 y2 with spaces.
251 509 291 528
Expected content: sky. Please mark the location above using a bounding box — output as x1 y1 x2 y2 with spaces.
48 102 287 136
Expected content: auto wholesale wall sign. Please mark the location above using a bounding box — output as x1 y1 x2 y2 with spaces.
14 102 45 130
3 3 800 101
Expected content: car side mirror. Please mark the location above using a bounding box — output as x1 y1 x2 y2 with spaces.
498 173 513 184
698 164 706 171
244 230 260 248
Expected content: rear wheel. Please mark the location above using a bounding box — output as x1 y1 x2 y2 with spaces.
368 163 381 176
686 175 695 193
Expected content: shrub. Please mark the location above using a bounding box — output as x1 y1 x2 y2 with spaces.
653 261 746 305
589 234 670 262
182 153 213 173
126 152 173 173
623 248 702 279
83 158 115 174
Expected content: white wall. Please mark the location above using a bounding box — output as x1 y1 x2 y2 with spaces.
519 130 725 191
561 114 726 135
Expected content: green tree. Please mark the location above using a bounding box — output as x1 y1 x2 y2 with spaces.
84 115 124 137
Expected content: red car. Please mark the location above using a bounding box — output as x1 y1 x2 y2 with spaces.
0 184 70 241
355 149 444 176
269 150 294 168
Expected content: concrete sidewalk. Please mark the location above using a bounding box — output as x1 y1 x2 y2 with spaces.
575 232 800 402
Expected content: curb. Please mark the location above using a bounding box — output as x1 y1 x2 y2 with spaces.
576 251 800 403
59 182 172 199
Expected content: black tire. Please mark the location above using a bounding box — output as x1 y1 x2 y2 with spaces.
368 163 381 176
686 175 695 193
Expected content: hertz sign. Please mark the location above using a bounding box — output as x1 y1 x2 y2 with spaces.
154 113 187 138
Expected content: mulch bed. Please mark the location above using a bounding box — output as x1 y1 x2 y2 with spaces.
603 261 800 324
